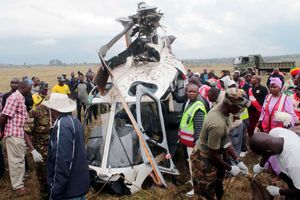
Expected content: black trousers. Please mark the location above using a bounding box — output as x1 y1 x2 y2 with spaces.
86 105 98 124
0 142 5 177
77 102 86 122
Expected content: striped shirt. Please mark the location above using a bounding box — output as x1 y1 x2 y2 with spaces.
2 90 28 138
193 109 205 142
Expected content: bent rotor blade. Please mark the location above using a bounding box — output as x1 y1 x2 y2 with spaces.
99 22 134 57
95 21 134 93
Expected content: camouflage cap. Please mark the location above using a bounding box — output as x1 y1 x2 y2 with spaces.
224 87 251 108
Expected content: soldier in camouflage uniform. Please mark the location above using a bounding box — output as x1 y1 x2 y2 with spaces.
24 103 50 199
191 88 249 200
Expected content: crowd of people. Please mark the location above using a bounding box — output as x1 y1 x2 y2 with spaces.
1 65 300 199
0 69 96 199
178 67 300 199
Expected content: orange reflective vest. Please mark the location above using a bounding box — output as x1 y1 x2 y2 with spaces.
261 94 286 133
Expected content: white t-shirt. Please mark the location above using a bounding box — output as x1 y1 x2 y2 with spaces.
269 127 300 189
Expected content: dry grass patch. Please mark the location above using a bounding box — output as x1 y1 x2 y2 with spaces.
0 65 99 92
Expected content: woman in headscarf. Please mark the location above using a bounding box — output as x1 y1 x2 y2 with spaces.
257 77 297 133
282 67 300 96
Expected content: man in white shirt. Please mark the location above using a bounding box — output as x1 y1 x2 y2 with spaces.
250 128 300 199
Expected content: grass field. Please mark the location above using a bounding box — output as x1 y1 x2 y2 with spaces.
0 65 100 92
0 64 286 199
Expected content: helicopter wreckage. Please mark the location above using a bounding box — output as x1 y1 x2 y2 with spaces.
86 2 187 195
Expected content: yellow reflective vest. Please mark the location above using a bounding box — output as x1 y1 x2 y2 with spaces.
179 100 207 147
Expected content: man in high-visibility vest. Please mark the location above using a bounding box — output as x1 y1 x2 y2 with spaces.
246 75 268 136
179 83 207 197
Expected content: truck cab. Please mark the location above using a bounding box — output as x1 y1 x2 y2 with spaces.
233 55 262 76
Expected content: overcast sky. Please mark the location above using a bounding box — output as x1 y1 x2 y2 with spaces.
0 0 300 64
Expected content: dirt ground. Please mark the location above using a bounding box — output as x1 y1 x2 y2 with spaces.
0 64 289 199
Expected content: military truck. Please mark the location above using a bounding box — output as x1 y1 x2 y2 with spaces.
233 54 296 76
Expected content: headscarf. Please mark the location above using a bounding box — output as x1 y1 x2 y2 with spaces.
270 77 282 88
290 67 300 77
